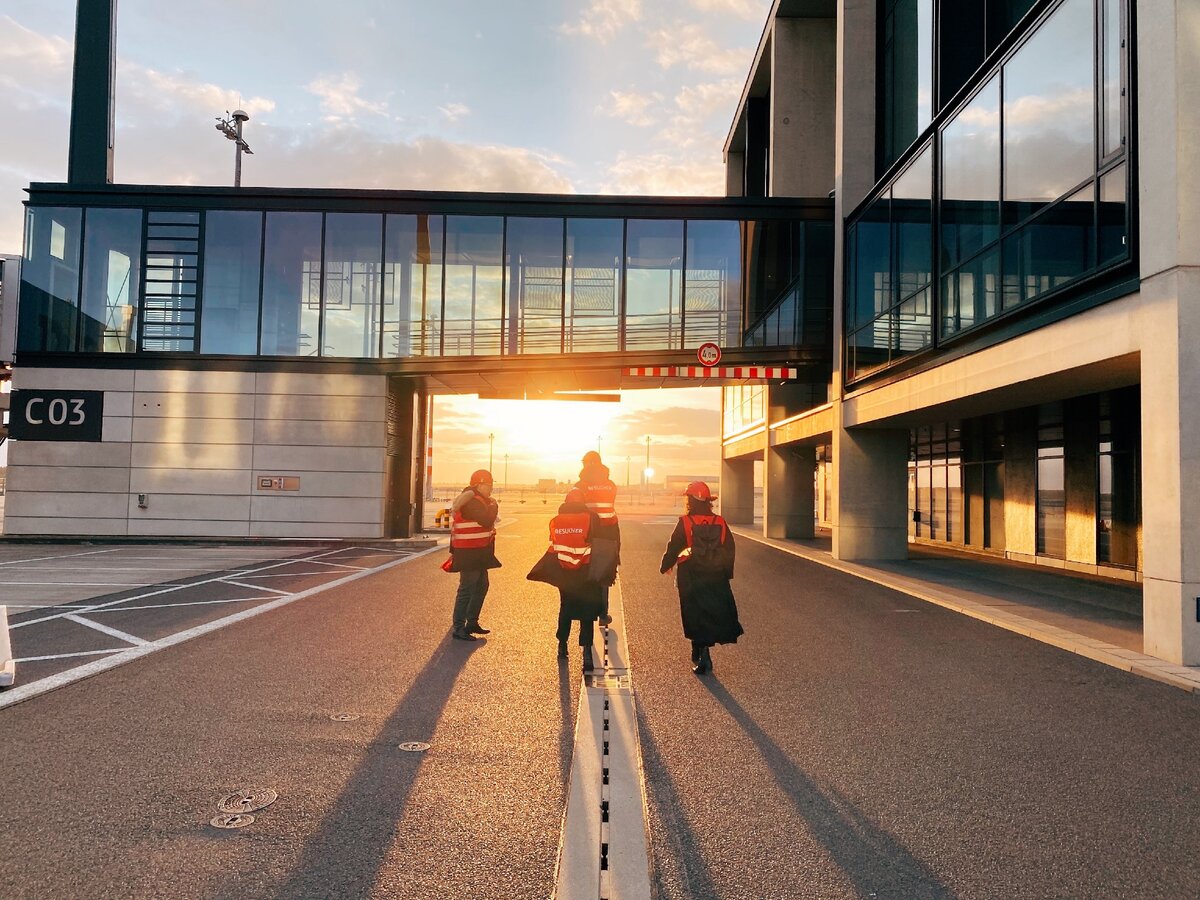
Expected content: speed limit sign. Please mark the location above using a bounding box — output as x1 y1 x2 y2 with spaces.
697 342 722 367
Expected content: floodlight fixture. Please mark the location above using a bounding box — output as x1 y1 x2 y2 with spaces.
214 109 254 187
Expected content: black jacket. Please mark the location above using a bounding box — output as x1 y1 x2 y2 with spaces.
448 486 501 572
661 516 743 645
575 463 621 544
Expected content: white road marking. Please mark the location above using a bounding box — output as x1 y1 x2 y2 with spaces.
1 581 146 587
63 614 150 646
301 559 368 571
230 571 341 579
87 597 269 613
3 605 94 611
0 549 121 567
220 580 291 596
0 544 445 710
13 649 126 663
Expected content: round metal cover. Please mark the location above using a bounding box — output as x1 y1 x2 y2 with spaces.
216 788 278 814
330 713 360 722
210 813 255 829
398 741 431 752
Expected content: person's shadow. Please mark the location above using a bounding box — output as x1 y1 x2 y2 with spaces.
271 634 480 899
702 678 956 899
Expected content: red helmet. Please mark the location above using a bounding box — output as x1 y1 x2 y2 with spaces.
470 469 494 486
581 450 602 466
683 481 713 501
565 488 587 504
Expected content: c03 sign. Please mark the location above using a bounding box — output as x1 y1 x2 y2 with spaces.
9 390 104 442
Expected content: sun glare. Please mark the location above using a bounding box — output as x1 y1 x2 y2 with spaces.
485 398 622 458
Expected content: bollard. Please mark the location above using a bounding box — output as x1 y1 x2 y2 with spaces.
0 605 15 689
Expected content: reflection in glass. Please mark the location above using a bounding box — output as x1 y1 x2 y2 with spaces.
941 75 1000 267
848 321 890 380
879 0 933 169
987 0 1037 50
892 287 931 360
261 212 322 356
745 220 796 322
201 211 262 355
18 206 82 352
893 145 933 304
506 217 563 355
1099 165 1127 264
1037 454 1066 558
1002 183 1094 310
850 201 889 329
685 220 742 347
383 214 442 357
1102 0 1123 158
444 216 503 356
80 208 141 353
941 247 999 337
323 214 382 358
566 218 621 353
1003 0 1095 216
626 219 683 350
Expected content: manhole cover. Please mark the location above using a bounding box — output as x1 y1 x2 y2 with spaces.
210 813 255 829
216 788 278 814
330 713 360 722
398 741 431 752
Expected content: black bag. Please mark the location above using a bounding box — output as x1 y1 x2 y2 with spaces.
526 550 567 588
688 522 733 574
586 537 619 585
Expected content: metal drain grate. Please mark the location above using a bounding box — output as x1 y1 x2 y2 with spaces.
216 788 278 814
398 741 431 752
329 713 361 721
586 674 631 691
210 813 255 829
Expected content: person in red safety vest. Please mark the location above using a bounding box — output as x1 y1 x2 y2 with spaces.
660 481 742 674
550 488 604 672
445 468 501 641
575 450 619 627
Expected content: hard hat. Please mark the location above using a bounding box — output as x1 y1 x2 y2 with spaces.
565 488 587 504
683 481 714 501
470 469 494 485
581 450 602 466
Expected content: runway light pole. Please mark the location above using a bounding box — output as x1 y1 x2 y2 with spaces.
214 109 253 187
489 433 495 475
504 453 509 491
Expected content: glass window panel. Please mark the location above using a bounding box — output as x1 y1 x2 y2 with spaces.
18 206 82 352
850 201 890 329
261 212 322 357
880 0 933 169
893 144 933 301
1037 453 1066 557
383 214 443 358
201 211 262 355
445 216 503 356
1003 0 1096 219
1101 0 1124 158
941 75 1000 268
1001 183 1094 310
916 460 932 538
848 321 890 380
505 217 563 355
775 294 797 346
322 213 382 358
932 460 947 540
892 287 931 360
1099 164 1128 264
626 219 683 351
987 0 1037 50
566 218 622 353
79 208 141 353
685 220 742 348
948 461 963 543
940 246 999 337
745 220 793 323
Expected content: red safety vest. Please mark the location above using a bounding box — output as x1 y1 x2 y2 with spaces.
450 502 496 550
678 514 729 564
580 479 618 525
549 512 592 569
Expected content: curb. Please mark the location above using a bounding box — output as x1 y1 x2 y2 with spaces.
733 527 1200 696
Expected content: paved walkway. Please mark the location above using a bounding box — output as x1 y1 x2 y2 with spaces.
733 527 1200 695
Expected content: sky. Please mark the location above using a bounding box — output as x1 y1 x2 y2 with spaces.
0 0 773 479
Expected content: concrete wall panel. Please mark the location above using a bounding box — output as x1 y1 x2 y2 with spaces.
133 392 257 420
134 369 255 394
8 440 132 468
130 468 252 496
12 368 134 391
2 516 129 536
131 442 254 471
251 445 385 474
5 491 134 519
250 496 383 524
252 419 385 448
250 470 385 499
132 417 255 445
255 372 386 398
6 466 130 494
255 393 383 423
128 493 252 521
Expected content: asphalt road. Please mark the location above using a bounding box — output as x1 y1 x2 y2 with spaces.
1 511 1199 899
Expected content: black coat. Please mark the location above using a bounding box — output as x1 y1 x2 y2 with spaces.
660 517 743 645
447 487 501 572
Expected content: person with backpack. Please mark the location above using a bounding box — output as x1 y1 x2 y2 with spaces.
575 450 620 626
444 468 501 641
539 488 605 672
660 481 742 675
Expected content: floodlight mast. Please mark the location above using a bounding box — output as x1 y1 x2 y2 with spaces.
214 109 253 187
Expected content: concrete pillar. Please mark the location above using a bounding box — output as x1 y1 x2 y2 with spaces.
725 151 745 198
1137 0 1200 664
68 0 117 185
1002 408 1036 559
831 425 908 560
720 456 755 525
765 443 815 539
770 16 836 198
1064 396 1099 567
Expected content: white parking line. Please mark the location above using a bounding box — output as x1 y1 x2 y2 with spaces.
87 597 269 614
63 614 150 646
2 582 146 587
0 549 121 567
0 544 445 710
230 571 342 579
13 649 126 664
302 559 368 570
220 580 291 596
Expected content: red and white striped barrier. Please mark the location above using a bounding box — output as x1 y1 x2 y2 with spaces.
624 366 798 380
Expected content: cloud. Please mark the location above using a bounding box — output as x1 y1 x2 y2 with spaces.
560 0 643 42
648 23 750 75
438 102 471 123
596 90 662 127
306 72 385 122
689 0 769 20
600 151 724 196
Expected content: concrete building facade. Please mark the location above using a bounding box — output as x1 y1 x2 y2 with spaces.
720 0 1200 665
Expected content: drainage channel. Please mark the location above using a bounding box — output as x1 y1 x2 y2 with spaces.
554 579 652 900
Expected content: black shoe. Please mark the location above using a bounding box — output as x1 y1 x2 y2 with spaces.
452 627 479 641
557 640 568 660
598 614 613 627
690 642 702 664
692 646 712 675
466 622 491 635
582 648 594 673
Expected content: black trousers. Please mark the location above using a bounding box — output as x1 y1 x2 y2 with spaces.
556 607 595 647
